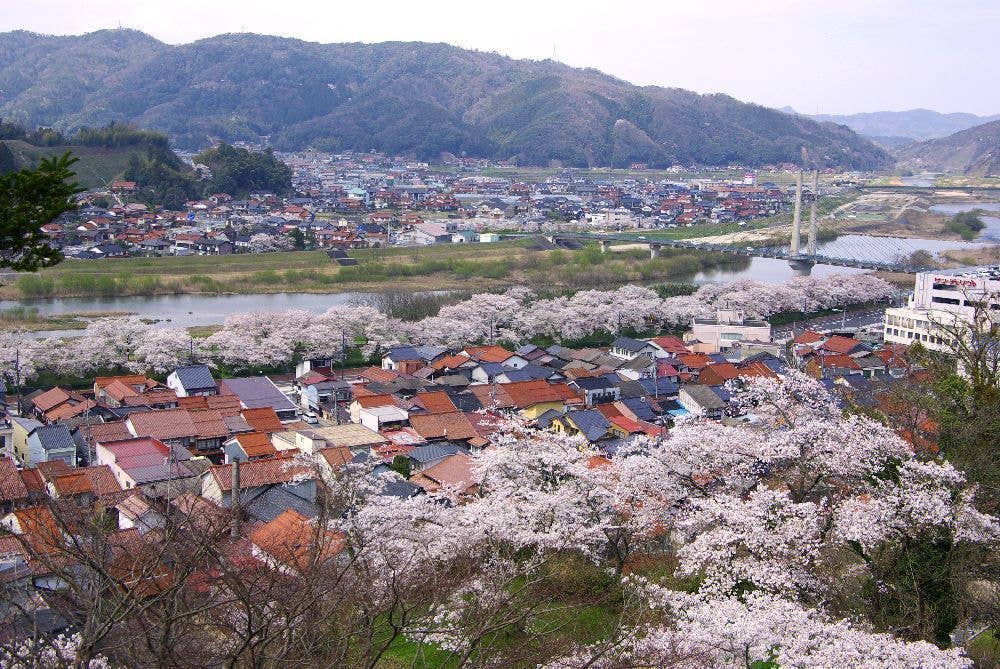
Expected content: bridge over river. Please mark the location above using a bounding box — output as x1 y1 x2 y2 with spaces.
522 231 927 273
520 169 939 274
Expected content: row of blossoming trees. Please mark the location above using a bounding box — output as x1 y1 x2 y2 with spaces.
4 373 995 667
1 273 895 384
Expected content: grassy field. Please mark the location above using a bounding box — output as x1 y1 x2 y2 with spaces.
2 240 748 301
3 140 136 188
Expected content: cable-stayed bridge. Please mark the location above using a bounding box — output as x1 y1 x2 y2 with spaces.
529 169 939 273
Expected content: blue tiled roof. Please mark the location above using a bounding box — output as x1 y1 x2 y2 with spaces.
574 376 617 391
385 346 423 362
619 397 658 422
409 443 468 464
638 378 679 396
565 409 612 442
611 337 648 353
501 364 552 382
173 365 216 391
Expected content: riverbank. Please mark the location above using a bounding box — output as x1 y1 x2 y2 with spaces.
1 242 748 301
0 308 136 332
941 245 1000 267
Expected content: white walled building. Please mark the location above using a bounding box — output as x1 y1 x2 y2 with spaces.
685 309 772 354
883 266 1000 352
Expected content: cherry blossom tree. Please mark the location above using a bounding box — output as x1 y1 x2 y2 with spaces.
675 488 823 598
547 584 972 669
247 232 293 253
0 331 41 388
0 633 113 669
202 309 314 369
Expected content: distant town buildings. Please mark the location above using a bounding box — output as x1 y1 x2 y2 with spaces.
50 151 809 260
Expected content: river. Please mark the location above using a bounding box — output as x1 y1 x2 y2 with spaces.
928 202 1000 241
5 210 999 336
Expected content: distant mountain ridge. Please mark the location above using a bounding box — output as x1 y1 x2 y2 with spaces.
783 107 1000 143
0 29 890 169
895 119 1000 176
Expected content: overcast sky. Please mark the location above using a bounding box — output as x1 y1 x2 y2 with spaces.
4 0 998 116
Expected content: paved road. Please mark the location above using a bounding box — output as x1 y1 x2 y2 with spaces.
773 306 888 340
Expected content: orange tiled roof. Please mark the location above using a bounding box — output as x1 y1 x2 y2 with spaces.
127 409 198 440
0 457 29 504
83 421 132 445
250 509 344 571
209 455 311 492
793 330 825 345
464 345 514 363
410 453 477 494
206 394 244 416
233 432 277 458
46 399 97 421
188 409 229 440
358 367 400 384
413 391 457 414
815 353 861 370
241 407 284 433
102 379 140 402
35 460 71 482
431 354 473 371
408 412 479 441
31 387 74 413
821 335 862 355
501 380 579 408
95 375 156 391
318 446 354 470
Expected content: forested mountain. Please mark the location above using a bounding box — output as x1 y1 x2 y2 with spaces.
785 107 1000 144
0 30 890 169
896 119 1000 176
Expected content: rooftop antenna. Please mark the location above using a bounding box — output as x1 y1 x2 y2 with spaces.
552 43 557 61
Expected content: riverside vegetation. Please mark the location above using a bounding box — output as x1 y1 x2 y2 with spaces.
7 242 747 300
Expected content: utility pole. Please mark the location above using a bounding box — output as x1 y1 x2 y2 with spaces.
230 458 242 540
653 355 659 399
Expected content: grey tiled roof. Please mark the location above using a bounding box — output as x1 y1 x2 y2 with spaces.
242 486 319 522
409 443 468 464
222 377 297 412
33 425 75 453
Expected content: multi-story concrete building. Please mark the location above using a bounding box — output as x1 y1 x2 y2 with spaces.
883 266 1000 352
686 309 772 354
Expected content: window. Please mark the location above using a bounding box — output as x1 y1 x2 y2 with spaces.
932 296 961 306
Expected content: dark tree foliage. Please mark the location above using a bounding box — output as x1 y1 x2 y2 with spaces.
123 150 201 211
0 152 81 270
288 228 305 250
0 119 66 146
195 144 293 197
0 142 16 174
73 121 174 149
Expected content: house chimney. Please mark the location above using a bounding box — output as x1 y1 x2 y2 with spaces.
230 459 241 540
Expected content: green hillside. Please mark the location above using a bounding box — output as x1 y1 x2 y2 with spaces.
896 120 1000 176
1 139 136 188
0 30 891 170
